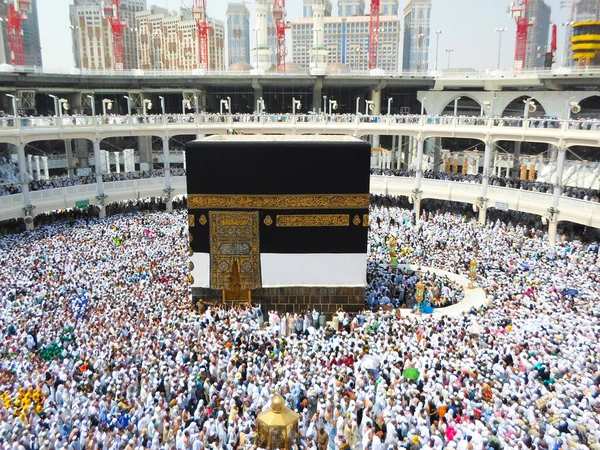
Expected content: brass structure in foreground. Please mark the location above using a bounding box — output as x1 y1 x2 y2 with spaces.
257 394 299 450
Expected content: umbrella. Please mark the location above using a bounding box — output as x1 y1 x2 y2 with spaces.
403 367 420 380
566 288 578 296
361 355 381 370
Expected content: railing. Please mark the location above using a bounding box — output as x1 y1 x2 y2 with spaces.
5 65 600 79
1 113 600 134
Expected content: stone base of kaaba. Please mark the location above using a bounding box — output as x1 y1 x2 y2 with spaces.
192 287 366 315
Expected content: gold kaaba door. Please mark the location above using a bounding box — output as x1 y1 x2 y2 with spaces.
209 211 261 301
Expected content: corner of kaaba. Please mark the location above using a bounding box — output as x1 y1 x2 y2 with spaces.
186 135 371 314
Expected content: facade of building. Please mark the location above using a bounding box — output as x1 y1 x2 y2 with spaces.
291 12 400 71
21 0 42 67
564 0 600 66
227 3 250 66
302 0 333 18
524 0 551 69
402 0 431 72
136 8 225 71
70 0 146 70
337 0 365 17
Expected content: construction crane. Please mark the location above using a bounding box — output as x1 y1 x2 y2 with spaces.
272 0 290 71
192 0 212 71
368 0 381 70
102 0 127 70
6 0 31 66
510 0 532 71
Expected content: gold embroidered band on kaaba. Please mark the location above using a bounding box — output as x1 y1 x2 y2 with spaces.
188 194 370 210
276 214 350 227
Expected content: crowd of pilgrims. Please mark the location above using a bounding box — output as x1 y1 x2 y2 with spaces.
0 197 599 450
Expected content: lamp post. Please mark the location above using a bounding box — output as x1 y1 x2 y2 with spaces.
158 96 165 115
219 98 231 115
58 99 70 116
123 95 132 116
87 94 95 117
48 94 59 116
257 97 265 114
292 97 301 115
453 97 461 117
328 99 337 115
182 99 191 115
5 94 17 117
495 28 507 70
193 93 199 114
143 98 152 116
102 99 113 116
446 49 454 70
420 97 427 116
415 280 425 314
365 100 374 115
356 96 360 115
469 258 477 289
523 97 535 120
387 97 393 115
434 30 443 71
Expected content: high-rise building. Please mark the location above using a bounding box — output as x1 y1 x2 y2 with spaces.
22 0 42 67
136 8 225 71
0 2 9 65
0 0 42 67
564 0 600 67
227 3 250 66
402 0 431 72
337 0 365 17
381 0 399 16
291 5 400 72
524 0 551 69
70 0 146 70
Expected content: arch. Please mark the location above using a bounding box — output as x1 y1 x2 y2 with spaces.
572 95 600 119
440 95 483 116
502 96 547 119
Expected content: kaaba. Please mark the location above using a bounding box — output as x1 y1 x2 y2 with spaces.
186 135 371 314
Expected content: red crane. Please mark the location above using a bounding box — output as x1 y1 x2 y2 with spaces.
193 0 212 71
368 0 381 70
510 0 532 71
103 0 127 70
273 0 290 71
6 0 31 66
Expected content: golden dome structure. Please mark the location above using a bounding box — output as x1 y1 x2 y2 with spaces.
256 394 299 449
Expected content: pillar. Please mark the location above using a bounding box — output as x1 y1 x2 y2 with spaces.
93 140 106 218
65 140 75 177
74 139 90 169
183 150 186 170
42 156 49 180
312 77 323 113
138 136 153 172
252 80 263 114
548 147 567 245
27 154 33 179
34 156 41 181
115 152 121 173
371 89 382 148
478 141 493 225
511 141 521 179
102 151 111 174
163 136 173 212
16 143 34 231
433 137 442 173
123 149 135 173
413 138 424 218
196 133 206 141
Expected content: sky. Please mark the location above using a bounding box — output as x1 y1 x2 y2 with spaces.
38 0 570 72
